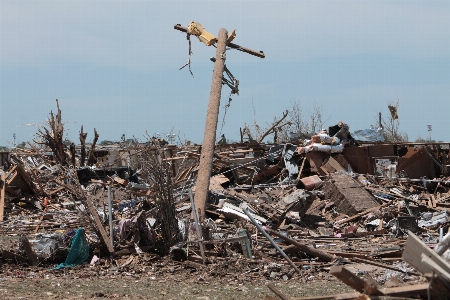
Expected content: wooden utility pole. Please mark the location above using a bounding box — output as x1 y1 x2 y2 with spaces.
174 23 264 218
192 28 227 218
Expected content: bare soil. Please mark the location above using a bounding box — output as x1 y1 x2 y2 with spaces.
0 260 353 300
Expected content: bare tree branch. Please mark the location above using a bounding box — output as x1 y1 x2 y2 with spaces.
257 110 289 143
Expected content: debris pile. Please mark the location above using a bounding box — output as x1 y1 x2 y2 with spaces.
2 105 450 299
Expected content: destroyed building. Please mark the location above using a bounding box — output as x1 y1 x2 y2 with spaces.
1 105 450 300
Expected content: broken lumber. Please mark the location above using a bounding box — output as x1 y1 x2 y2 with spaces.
243 209 301 273
402 230 450 276
291 293 362 300
34 207 49 233
421 253 450 282
291 283 429 300
351 257 419 276
329 265 378 295
265 228 335 262
267 283 290 300
378 283 429 298
336 202 390 225
435 231 450 256
84 196 115 254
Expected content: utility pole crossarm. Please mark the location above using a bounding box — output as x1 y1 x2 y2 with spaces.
174 24 265 59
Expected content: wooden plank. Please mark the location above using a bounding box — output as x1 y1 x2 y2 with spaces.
16 165 38 194
34 207 49 234
340 229 387 238
351 257 419 276
111 176 128 186
336 202 390 225
5 165 17 184
189 236 246 245
325 251 372 260
49 186 65 195
329 265 378 295
30 168 46 196
436 230 450 255
379 283 429 297
266 228 335 262
377 218 384 231
402 230 450 275
421 253 450 281
327 156 346 172
291 293 362 300
53 179 114 254
0 172 5 221
84 196 115 254
267 283 290 300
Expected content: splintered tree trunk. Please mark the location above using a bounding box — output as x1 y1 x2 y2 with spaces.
79 125 88 167
52 99 67 165
33 99 68 166
69 142 76 166
87 128 99 166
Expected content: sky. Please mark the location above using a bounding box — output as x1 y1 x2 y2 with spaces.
1 1 450 147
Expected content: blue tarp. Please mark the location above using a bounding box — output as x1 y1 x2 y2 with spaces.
53 228 89 270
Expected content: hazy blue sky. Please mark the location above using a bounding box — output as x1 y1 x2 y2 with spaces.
1 1 450 146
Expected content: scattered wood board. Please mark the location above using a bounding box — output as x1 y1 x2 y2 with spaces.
402 230 450 276
329 265 378 295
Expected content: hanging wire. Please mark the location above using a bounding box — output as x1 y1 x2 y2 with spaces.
219 95 233 137
179 34 194 77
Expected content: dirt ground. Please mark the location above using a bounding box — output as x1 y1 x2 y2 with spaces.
0 261 353 300
0 277 352 300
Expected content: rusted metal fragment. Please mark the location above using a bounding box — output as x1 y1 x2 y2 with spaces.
368 144 395 157
342 146 370 174
396 147 435 179
323 173 379 216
